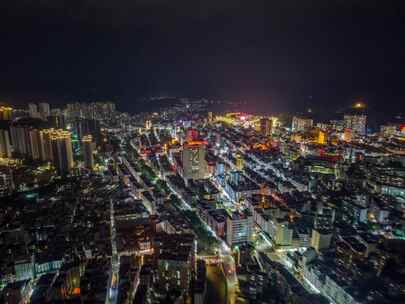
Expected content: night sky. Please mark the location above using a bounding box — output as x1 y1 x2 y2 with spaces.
0 1 404 116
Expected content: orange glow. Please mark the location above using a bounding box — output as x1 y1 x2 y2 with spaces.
186 140 208 146
72 287 81 295
353 101 366 109
252 142 270 150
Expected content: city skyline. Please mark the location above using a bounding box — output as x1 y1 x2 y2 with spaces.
0 100 405 303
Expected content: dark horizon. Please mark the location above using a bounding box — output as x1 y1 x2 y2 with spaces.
0 1 404 116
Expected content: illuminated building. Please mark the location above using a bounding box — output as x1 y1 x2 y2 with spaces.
311 229 332 253
38 102 50 120
181 140 208 181
10 118 47 159
72 119 101 145
330 119 345 132
207 111 213 123
0 167 14 197
51 130 74 175
380 124 397 137
10 124 30 157
48 114 66 130
145 120 152 130
186 128 199 142
82 135 95 170
0 128 12 158
275 219 293 246
155 233 195 292
235 153 244 170
344 114 367 136
28 128 42 160
226 210 253 246
217 171 260 203
39 128 55 162
292 116 313 132
0 106 12 120
343 128 352 142
260 117 272 137
28 103 40 118
317 130 326 144
260 118 273 137
65 101 115 120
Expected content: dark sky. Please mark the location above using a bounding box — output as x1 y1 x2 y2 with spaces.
0 0 404 115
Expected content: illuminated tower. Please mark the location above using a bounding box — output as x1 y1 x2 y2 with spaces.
51 130 74 175
82 135 95 170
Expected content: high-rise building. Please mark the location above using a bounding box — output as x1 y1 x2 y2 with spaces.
0 167 14 197
208 111 213 123
82 135 95 170
235 153 244 170
292 116 313 132
0 128 12 158
317 130 326 144
186 128 199 142
0 106 12 120
182 140 208 181
226 210 253 246
260 118 272 137
38 103 50 120
380 124 397 138
39 128 55 162
314 207 335 231
275 220 293 246
28 128 42 160
72 119 101 145
344 114 367 136
51 130 74 175
102 102 116 119
145 120 152 130
48 115 66 130
311 229 333 253
28 103 39 119
343 128 352 142
9 118 47 159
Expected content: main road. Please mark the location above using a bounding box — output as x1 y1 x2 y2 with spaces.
126 138 238 304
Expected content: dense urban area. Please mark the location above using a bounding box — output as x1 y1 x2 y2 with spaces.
0 99 404 304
